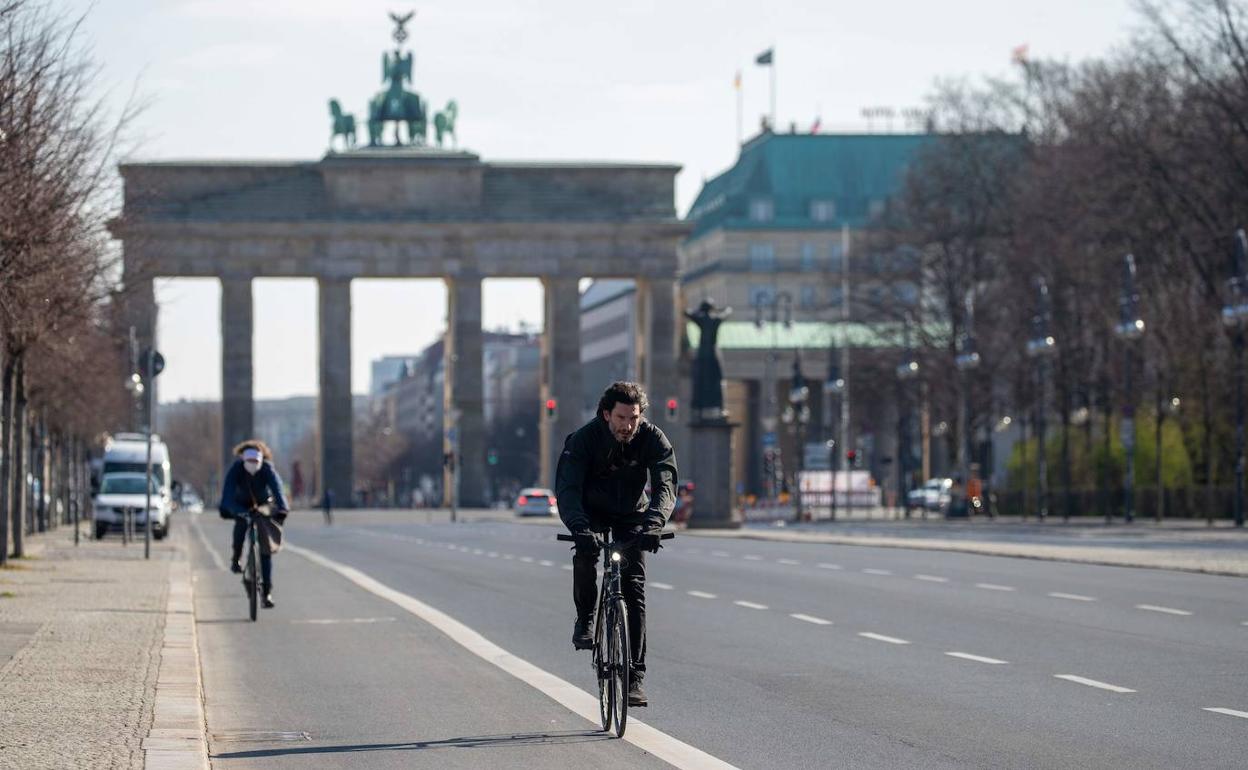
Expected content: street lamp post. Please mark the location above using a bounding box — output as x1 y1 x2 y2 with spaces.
1114 254 1145 524
782 354 811 522
1221 229 1248 528
755 292 793 504
956 290 981 517
823 342 845 521
1026 277 1058 521
896 325 920 519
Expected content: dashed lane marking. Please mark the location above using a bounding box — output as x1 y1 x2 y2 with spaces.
743 555 763 561
1203 707 1248 720
1135 604 1192 616
561 564 573 571
687 591 718 599
651 582 674 590
733 601 769 610
538 560 555 567
520 556 535 563
1054 675 1135 693
286 544 739 770
975 583 1016 592
711 551 731 557
790 613 832 625
1048 592 1097 602
914 574 948 583
862 568 892 576
945 651 1008 665
817 563 843 570
777 559 801 566
858 632 909 645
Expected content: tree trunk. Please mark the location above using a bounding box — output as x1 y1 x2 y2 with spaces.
1155 387 1165 522
11 355 27 557
0 355 12 565
1200 358 1215 525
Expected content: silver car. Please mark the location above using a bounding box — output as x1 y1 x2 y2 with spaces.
515 488 558 517
907 477 952 513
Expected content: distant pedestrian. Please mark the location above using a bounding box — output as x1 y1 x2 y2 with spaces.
322 488 334 525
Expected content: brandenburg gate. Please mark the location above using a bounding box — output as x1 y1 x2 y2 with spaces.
112 148 688 506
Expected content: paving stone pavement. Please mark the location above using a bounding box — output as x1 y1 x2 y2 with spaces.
0 522 200 770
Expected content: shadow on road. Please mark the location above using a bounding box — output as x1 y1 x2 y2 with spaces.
211 730 611 759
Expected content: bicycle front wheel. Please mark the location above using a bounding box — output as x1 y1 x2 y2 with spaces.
594 600 610 731
246 532 259 622
608 597 630 738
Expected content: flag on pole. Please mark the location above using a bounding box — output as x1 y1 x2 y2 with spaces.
810 117 822 134
755 48 774 66
1011 43 1029 64
734 70 742 90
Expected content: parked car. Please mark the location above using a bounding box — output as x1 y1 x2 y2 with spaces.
514 488 558 517
93 472 171 539
906 477 952 513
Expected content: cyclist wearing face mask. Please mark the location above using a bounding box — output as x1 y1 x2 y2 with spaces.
218 440 289 608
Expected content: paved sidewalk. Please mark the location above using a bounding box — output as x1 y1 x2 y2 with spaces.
0 523 207 770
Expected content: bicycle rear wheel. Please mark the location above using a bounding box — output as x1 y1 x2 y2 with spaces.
246 531 259 622
608 597 630 738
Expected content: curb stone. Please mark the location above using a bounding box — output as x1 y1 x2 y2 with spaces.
143 556 209 769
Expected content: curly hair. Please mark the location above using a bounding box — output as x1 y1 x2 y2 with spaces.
232 439 273 461
597 381 648 418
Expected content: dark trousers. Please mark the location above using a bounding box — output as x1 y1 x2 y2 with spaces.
573 521 647 675
231 518 273 590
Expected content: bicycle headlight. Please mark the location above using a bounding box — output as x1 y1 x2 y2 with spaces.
611 551 622 562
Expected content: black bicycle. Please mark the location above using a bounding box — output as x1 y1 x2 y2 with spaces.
238 506 269 622
557 529 674 738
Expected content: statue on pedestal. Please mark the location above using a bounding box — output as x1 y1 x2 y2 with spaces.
686 300 732 421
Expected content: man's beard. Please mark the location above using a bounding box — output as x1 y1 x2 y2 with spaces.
614 426 637 443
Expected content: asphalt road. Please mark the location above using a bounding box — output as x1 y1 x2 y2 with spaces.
188 510 1248 769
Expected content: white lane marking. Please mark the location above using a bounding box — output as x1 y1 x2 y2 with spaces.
286 544 738 769
1135 604 1192 616
1054 674 1135 693
914 574 949 583
538 560 555 567
858 632 910 645
975 583 1016 592
561 564 573 571
291 617 397 625
651 582 674 590
472 549 484 555
190 517 228 572
1204 707 1248 720
790 613 832 625
1048 592 1097 602
945 651 1008 665
862 568 892 576
487 552 499 558
687 590 717 599
711 550 730 557
816 563 842 570
777 559 801 566
520 556 534 563
743 555 763 561
733 601 769 610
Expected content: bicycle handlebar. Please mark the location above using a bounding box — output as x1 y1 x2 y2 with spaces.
556 531 675 543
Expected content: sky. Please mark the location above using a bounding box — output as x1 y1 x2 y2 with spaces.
69 0 1139 402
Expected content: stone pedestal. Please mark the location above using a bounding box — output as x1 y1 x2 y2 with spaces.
685 419 741 529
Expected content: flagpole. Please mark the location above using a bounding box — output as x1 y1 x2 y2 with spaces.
736 71 743 146
769 49 777 129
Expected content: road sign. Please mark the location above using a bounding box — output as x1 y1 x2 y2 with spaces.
446 427 458 442
141 349 164 379
762 431 777 447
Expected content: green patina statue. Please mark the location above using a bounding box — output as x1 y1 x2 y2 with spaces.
328 99 357 151
327 11 460 151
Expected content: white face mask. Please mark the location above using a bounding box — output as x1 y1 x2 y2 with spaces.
243 458 262 475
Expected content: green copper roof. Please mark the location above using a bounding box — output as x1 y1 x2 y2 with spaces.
687 320 951 350
685 132 935 238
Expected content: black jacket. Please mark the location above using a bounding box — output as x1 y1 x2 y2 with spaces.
555 417 678 532
218 459 289 517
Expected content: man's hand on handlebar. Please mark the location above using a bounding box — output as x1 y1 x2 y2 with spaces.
572 529 600 552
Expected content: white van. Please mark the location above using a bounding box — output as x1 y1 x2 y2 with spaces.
102 433 173 510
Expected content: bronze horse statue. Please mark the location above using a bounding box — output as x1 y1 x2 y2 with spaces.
368 46 427 146
434 100 458 148
328 99 356 151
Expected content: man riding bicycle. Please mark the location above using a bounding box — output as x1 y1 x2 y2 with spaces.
218 440 289 608
556 381 678 707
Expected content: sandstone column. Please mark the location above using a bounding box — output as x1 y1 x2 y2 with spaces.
220 275 254 467
318 278 354 506
635 277 683 449
540 276 583 488
444 274 486 508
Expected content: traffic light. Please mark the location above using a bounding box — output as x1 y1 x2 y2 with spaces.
545 398 558 419
846 449 857 467
487 448 498 466
666 397 678 420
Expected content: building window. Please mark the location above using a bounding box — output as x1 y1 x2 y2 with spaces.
749 197 775 222
748 242 776 272
800 285 817 308
829 242 845 272
800 243 817 272
809 199 836 222
749 285 776 307
827 286 844 308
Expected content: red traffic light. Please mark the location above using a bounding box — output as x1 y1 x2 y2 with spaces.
545 398 557 419
545 399 557 410
665 398 678 418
